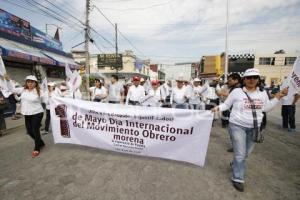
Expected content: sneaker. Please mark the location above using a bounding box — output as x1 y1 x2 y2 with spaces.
288 129 296 132
227 148 234 152
232 181 244 192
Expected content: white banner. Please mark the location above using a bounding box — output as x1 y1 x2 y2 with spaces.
288 57 300 93
50 96 213 166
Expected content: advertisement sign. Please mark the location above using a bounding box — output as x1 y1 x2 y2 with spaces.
31 27 63 51
0 8 31 41
97 54 123 69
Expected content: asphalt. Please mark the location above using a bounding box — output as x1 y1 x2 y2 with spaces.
0 104 299 200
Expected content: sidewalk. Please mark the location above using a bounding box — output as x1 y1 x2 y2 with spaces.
2 115 25 135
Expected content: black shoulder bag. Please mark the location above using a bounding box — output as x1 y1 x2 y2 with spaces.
243 91 264 143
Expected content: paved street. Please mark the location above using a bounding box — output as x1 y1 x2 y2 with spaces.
0 104 299 200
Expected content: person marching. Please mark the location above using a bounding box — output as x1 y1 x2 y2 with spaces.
107 75 124 104
126 76 145 106
211 68 288 192
42 82 56 135
6 75 46 158
189 78 205 110
144 79 163 107
89 78 107 102
170 76 190 109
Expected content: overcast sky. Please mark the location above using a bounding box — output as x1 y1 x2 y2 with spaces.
1 0 300 64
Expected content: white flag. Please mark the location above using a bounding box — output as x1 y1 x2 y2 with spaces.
284 57 300 94
41 77 48 93
65 63 73 79
68 70 82 92
0 55 7 76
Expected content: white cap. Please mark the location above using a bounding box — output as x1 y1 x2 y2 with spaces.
140 77 145 82
193 78 201 82
244 68 260 77
25 75 37 82
47 82 56 87
176 76 185 82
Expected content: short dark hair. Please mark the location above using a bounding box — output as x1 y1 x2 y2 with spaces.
228 73 242 84
95 78 101 82
111 74 118 81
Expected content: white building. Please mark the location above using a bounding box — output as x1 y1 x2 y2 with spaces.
160 63 193 81
254 53 298 86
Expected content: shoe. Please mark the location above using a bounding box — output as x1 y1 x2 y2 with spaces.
227 148 234 152
232 181 244 192
32 151 40 158
11 116 18 120
230 162 233 169
288 129 296 132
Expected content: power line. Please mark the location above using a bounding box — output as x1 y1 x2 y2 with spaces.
93 5 145 56
96 1 171 12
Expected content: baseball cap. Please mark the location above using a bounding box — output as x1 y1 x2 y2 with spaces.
25 75 37 82
132 76 140 81
244 68 260 77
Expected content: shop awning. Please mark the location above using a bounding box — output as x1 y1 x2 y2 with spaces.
0 38 79 69
42 51 79 69
0 37 55 65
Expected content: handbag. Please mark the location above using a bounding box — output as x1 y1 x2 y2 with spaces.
243 91 264 143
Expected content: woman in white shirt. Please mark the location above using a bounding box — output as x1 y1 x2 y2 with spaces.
212 68 288 192
7 75 46 158
89 78 107 102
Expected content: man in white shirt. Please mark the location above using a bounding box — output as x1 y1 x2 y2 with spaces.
142 79 163 107
171 77 189 109
161 79 172 108
89 78 107 102
281 91 299 132
107 75 124 104
189 78 204 110
126 76 145 105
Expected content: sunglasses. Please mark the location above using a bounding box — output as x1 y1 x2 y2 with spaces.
245 76 259 80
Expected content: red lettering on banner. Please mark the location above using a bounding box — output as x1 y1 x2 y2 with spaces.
291 71 300 87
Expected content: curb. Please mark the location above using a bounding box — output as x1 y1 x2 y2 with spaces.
1 124 25 136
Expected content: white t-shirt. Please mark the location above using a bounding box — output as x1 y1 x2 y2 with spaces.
189 86 203 105
171 87 189 104
219 87 279 128
20 89 44 115
107 82 124 102
126 85 145 104
281 91 298 105
89 86 107 101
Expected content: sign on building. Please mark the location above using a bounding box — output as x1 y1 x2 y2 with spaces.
97 54 123 70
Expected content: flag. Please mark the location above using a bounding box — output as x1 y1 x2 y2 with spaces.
41 77 48 93
284 57 300 93
68 70 82 92
65 63 73 79
0 55 7 76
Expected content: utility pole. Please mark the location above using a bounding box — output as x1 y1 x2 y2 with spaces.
115 23 118 74
85 0 91 100
224 0 229 82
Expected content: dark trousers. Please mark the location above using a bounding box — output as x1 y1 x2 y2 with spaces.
45 109 51 132
0 109 6 130
25 112 44 151
129 100 140 106
281 105 296 129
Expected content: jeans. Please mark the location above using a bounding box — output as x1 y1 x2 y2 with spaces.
228 123 255 183
25 112 44 151
281 105 296 129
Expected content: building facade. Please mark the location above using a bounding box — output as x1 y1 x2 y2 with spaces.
254 53 297 86
0 9 78 83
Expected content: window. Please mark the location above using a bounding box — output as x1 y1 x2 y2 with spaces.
284 57 296 65
259 57 275 65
